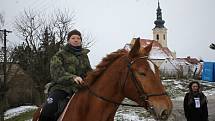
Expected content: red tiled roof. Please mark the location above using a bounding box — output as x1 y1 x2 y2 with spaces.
183 56 200 64
174 57 200 65
139 39 174 59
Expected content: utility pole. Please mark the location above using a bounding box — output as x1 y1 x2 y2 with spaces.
0 29 12 121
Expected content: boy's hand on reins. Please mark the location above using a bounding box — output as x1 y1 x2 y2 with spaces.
73 76 85 85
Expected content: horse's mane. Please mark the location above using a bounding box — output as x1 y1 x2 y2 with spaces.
85 49 128 85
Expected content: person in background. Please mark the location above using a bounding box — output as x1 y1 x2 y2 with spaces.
183 81 208 121
39 29 92 121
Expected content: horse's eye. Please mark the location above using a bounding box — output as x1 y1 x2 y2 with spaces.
138 72 145 76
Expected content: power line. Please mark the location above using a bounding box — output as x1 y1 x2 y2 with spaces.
27 0 51 13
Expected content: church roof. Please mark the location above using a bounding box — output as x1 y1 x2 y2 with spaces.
181 56 200 64
127 38 174 59
140 39 174 59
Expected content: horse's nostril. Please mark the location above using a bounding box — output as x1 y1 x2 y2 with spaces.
160 109 168 120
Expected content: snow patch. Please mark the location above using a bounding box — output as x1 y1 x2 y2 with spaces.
4 106 38 120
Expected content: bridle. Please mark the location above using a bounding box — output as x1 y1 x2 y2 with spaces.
85 56 168 108
122 56 168 108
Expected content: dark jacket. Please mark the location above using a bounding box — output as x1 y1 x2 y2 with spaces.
183 92 208 121
49 44 92 95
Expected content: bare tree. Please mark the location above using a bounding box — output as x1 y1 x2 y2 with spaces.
52 9 75 43
14 10 42 52
12 9 95 104
48 9 94 48
82 31 95 48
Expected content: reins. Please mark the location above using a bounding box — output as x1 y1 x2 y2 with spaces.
85 86 144 107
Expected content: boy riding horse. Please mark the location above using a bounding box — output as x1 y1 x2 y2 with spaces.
39 29 92 121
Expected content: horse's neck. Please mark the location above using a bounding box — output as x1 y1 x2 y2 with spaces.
62 62 126 121
90 63 125 101
83 69 124 120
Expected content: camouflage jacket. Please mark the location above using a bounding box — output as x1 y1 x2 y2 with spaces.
49 44 92 95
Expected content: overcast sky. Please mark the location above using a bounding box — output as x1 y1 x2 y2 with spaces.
1 0 215 67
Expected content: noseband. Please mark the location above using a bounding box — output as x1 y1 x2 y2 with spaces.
86 56 168 108
123 56 168 108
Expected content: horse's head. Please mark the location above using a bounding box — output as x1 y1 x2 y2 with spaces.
123 38 172 120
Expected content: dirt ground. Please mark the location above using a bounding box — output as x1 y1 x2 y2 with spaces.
169 94 215 121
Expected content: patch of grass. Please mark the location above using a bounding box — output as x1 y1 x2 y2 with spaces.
5 109 37 121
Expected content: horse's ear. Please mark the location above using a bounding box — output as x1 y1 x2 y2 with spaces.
129 37 140 58
143 41 153 56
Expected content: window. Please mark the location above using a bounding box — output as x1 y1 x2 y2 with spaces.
163 34 165 40
156 34 159 40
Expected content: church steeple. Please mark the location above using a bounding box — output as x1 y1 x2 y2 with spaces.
153 0 168 47
154 0 165 28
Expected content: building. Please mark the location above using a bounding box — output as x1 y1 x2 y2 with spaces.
152 1 167 48
125 1 175 67
159 57 202 78
0 63 40 107
124 1 203 79
159 58 193 78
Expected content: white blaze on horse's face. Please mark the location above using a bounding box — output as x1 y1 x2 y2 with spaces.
147 60 155 74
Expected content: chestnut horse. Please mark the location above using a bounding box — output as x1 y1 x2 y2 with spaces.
33 38 172 121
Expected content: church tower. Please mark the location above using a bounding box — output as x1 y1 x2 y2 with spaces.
153 1 167 47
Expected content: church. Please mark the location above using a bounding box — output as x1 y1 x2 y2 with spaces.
124 1 176 67
124 1 202 78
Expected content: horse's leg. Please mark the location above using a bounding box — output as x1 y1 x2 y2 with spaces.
32 107 42 121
